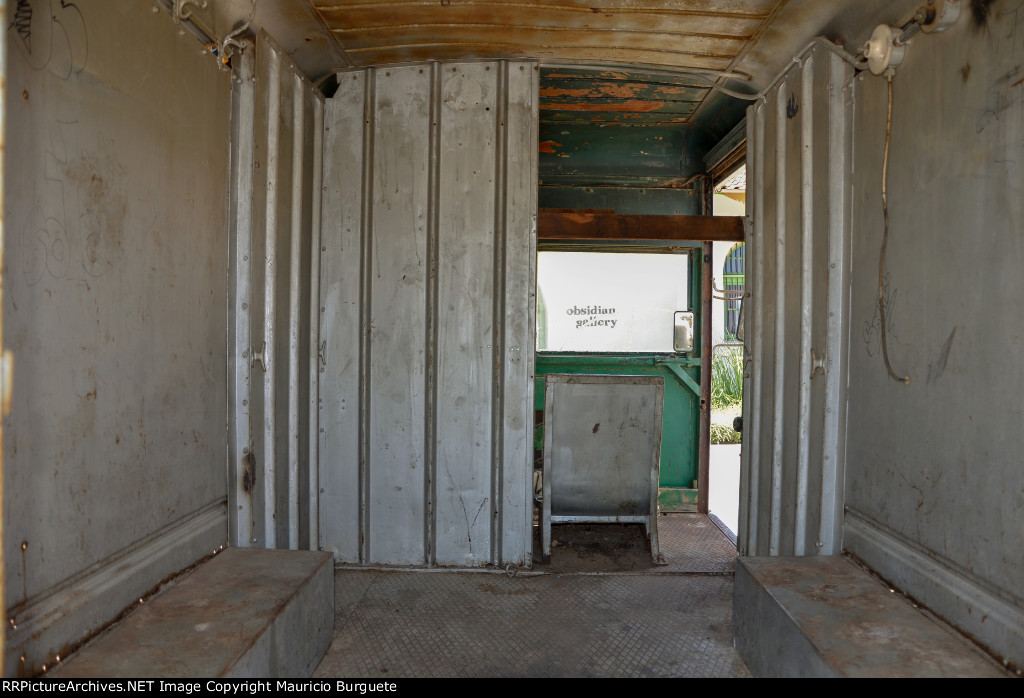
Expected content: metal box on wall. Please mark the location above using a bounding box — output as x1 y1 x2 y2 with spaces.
541 374 664 563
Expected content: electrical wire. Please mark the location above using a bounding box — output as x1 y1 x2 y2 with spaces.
878 74 911 385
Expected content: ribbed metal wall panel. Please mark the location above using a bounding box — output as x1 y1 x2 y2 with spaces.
229 32 324 550
320 61 538 567
739 42 853 557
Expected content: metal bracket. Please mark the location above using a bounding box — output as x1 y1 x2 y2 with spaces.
659 361 702 399
172 0 206 26
217 13 255 70
811 347 826 379
251 341 267 373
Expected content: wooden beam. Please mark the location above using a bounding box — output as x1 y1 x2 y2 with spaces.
538 210 743 242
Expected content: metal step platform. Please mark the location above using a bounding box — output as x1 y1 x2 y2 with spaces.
734 555 1011 678
48 548 334 678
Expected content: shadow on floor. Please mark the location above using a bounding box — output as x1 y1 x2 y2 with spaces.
313 514 750 678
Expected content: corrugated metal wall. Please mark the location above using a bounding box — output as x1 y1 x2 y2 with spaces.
740 41 854 557
319 61 538 567
229 32 324 551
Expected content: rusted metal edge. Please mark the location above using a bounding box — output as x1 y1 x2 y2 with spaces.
538 211 743 242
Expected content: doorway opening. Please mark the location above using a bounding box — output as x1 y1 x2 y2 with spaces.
709 164 747 540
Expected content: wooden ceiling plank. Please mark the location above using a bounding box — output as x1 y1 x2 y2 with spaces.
332 27 746 57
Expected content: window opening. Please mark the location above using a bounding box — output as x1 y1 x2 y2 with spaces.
536 250 690 354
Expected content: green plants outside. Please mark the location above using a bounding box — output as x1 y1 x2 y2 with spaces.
711 348 743 444
711 348 744 409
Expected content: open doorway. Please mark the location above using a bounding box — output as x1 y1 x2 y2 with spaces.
709 164 747 540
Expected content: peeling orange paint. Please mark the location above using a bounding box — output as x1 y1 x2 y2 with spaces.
657 86 693 95
542 82 699 101
540 86 593 98
591 82 644 99
540 100 667 113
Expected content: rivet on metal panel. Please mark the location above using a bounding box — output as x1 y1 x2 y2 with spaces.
320 488 325 494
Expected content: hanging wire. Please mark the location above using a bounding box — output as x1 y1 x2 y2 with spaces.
878 74 911 385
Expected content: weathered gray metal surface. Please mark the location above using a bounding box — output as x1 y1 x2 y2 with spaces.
3 1 230 674
0 0 8 670
49 548 334 678
842 6 1024 670
734 556 1010 677
740 41 853 558
314 514 747 678
236 32 324 552
228 41 256 552
319 60 537 567
541 375 663 562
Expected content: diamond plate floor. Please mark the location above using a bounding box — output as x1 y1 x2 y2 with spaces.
314 514 750 678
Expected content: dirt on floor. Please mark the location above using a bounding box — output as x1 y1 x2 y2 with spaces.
534 522 656 573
